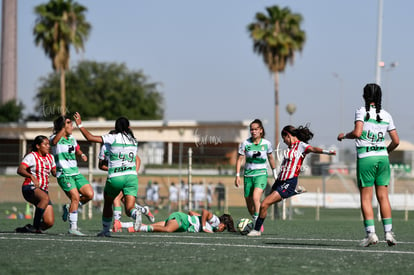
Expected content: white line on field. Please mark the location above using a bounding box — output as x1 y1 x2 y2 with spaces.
1 234 414 255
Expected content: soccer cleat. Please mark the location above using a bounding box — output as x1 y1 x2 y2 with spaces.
360 232 379 247
143 206 155 223
112 220 122 232
97 230 111 237
385 231 396 246
134 211 142 232
62 204 69 222
247 230 261 237
260 225 264 233
68 229 86 236
15 224 33 233
127 227 135 233
295 185 307 195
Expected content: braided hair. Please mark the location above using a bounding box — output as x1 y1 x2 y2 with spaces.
281 124 314 143
363 83 382 122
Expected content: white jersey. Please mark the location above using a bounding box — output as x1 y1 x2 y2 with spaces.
238 138 273 177
98 143 109 161
21 152 56 191
354 106 396 158
169 185 178 202
101 133 138 178
50 134 80 177
187 214 220 233
152 184 159 201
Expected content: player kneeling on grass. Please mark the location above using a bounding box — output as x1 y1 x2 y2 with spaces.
247 125 336 237
16 135 56 233
133 208 236 233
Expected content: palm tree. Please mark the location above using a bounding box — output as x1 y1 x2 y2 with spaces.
33 0 91 115
247 6 305 149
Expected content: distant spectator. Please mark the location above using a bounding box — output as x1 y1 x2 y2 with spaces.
152 182 160 213
206 182 214 210
168 182 178 213
214 182 225 211
193 182 205 210
179 180 188 209
146 181 154 207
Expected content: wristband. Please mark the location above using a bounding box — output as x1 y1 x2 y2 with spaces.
322 149 330 154
77 124 84 128
81 153 86 158
236 173 240 177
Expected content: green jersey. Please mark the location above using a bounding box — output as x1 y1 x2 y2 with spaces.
238 138 273 177
50 134 80 178
102 133 138 178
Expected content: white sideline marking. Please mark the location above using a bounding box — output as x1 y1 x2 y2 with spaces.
1 235 414 255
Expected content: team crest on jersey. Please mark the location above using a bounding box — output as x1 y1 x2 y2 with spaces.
261 145 265 151
66 182 72 188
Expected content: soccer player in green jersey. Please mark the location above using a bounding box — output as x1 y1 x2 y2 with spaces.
338 83 399 247
51 116 94 236
73 112 153 237
235 119 277 232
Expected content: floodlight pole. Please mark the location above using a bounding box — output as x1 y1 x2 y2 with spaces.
375 0 383 85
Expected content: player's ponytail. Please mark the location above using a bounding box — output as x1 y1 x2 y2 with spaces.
115 117 137 144
282 125 314 143
363 83 383 122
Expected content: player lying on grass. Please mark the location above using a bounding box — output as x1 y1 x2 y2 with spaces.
133 208 236 233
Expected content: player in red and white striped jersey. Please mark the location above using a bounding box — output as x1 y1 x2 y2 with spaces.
16 135 56 233
248 125 336 236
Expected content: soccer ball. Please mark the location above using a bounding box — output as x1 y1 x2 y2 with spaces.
237 218 253 235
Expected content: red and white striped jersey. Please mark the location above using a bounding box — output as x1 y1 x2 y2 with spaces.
21 152 56 191
277 141 310 181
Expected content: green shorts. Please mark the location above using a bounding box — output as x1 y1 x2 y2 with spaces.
243 174 268 197
104 174 139 198
57 174 89 192
357 156 390 187
165 212 190 232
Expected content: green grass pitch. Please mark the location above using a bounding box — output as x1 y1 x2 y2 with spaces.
1 203 413 274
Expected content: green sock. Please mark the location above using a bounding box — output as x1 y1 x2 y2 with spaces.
364 219 375 234
382 218 392 232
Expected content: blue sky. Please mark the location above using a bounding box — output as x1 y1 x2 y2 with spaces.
12 0 414 146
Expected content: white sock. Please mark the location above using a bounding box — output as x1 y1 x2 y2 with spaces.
113 210 122 221
69 212 78 230
131 209 138 219
366 225 375 234
121 222 133 228
139 225 152 232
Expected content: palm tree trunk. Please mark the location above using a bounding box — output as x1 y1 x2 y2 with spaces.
0 0 17 104
274 71 280 156
60 69 66 115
